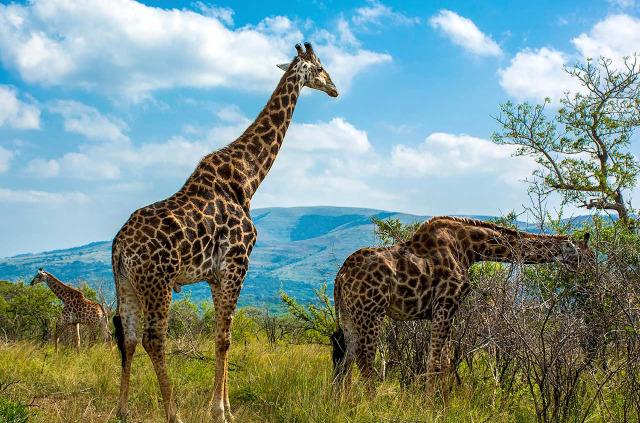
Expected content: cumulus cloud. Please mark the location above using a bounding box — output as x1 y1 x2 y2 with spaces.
0 188 88 205
287 118 371 153
391 132 536 184
572 14 640 63
429 10 502 57
0 146 14 172
352 0 420 27
49 101 130 142
192 2 234 26
0 0 390 100
26 153 120 180
0 85 40 129
499 14 640 102
605 0 635 8
497 47 582 102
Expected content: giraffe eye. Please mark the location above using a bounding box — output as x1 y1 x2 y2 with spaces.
317 67 323 73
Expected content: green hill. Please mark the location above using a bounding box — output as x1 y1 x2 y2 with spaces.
0 206 530 307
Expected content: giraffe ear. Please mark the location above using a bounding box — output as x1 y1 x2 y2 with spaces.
276 63 291 72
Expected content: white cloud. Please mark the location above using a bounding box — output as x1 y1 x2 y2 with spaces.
0 85 40 129
192 2 234 26
0 146 14 172
26 153 120 180
353 0 420 26
0 188 88 205
287 118 371 153
315 44 391 93
391 132 536 184
49 100 129 142
429 10 502 57
25 158 59 178
572 14 640 63
0 0 390 100
497 47 581 102
605 0 635 8
499 14 640 102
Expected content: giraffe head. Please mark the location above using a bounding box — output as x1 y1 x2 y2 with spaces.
555 233 595 270
30 268 49 285
277 42 339 97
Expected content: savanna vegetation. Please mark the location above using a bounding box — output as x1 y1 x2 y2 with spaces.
1 56 640 422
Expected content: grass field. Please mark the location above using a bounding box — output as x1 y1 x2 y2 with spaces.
0 338 540 423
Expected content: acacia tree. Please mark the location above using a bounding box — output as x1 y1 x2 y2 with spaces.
492 56 640 226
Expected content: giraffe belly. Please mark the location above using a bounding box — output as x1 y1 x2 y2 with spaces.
386 291 434 321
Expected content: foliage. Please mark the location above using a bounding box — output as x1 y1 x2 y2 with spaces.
370 216 422 246
0 381 33 423
0 280 61 342
0 396 31 423
492 56 640 224
280 282 336 343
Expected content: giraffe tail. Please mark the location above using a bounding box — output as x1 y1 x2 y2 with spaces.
112 242 126 368
331 269 346 368
113 315 125 367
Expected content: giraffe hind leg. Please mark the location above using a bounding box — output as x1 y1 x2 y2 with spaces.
355 314 384 395
114 280 142 420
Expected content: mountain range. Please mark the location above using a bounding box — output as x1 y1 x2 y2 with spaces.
0 206 539 307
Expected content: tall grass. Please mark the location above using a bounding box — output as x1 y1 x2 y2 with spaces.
0 338 537 423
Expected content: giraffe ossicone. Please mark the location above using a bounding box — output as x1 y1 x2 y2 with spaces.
332 216 594 400
30 269 111 352
111 42 338 423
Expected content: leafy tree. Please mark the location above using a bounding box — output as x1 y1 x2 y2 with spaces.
492 56 640 226
370 216 422 245
280 281 336 341
0 280 61 342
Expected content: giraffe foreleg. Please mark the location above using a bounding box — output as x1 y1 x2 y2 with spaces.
141 289 182 423
54 321 70 354
209 257 248 423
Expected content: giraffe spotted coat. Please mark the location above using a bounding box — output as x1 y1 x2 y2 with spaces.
112 42 338 423
30 269 111 352
332 216 594 399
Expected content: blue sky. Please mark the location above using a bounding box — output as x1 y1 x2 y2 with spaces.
1 0 639 256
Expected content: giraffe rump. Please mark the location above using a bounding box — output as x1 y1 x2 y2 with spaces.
113 315 125 368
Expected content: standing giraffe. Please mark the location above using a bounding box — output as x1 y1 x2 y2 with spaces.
332 216 593 399
30 268 111 352
112 42 338 423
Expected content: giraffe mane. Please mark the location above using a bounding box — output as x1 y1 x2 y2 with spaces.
43 271 86 298
421 216 572 240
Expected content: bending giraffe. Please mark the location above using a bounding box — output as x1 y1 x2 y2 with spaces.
30 268 111 352
332 216 594 399
112 42 338 423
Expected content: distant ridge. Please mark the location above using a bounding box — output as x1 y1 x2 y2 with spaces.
0 206 561 306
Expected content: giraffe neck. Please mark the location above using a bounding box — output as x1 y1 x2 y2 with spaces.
44 274 78 304
469 230 567 266
186 63 305 203
412 217 569 268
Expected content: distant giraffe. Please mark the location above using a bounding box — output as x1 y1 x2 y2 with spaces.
332 216 593 399
112 42 338 423
30 268 111 352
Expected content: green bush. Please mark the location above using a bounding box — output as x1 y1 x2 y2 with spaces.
0 396 33 423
